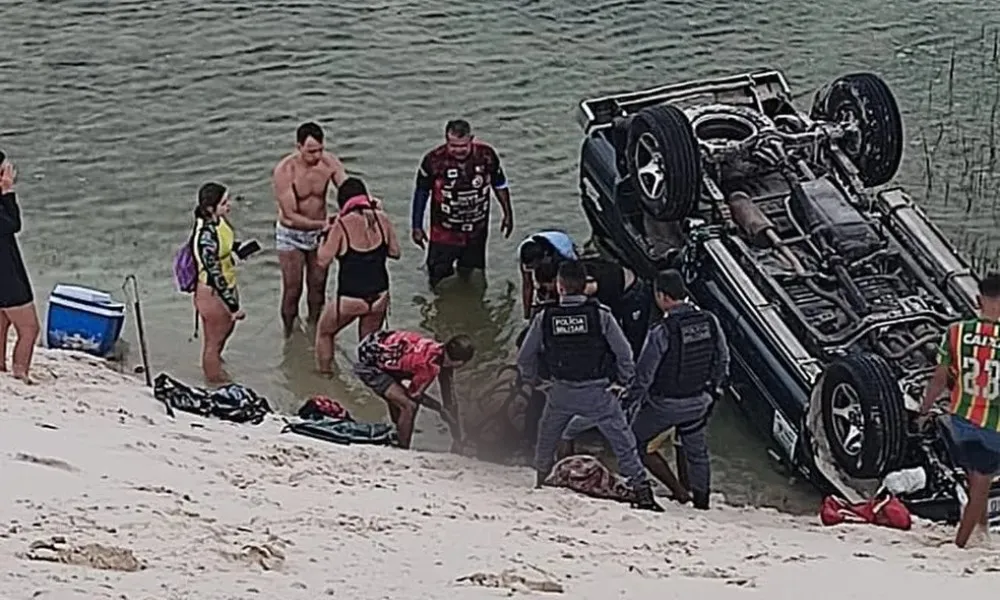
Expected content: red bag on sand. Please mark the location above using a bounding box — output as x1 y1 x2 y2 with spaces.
819 494 912 531
297 395 351 421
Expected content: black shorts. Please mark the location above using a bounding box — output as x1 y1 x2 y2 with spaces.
427 235 488 287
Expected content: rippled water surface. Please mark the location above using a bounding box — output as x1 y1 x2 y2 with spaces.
3 0 1000 512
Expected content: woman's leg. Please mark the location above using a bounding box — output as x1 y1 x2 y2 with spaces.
0 310 10 372
194 285 232 384
357 293 390 340
314 297 365 374
5 303 40 381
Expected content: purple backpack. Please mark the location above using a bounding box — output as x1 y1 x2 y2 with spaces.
173 242 197 293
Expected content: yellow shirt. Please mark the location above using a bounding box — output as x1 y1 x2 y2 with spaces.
194 217 237 288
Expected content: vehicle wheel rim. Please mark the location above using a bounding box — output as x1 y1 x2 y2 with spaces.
634 132 667 200
830 382 865 466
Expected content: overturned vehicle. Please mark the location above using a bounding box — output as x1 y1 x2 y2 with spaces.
576 69 992 522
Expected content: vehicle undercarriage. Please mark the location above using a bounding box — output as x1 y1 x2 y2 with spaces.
576 70 992 522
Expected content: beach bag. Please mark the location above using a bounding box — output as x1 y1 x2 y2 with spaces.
297 395 351 421
173 243 197 293
819 493 912 531
282 417 398 446
153 373 272 424
545 454 635 503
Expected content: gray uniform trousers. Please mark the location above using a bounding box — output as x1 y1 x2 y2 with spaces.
534 380 648 488
631 392 714 494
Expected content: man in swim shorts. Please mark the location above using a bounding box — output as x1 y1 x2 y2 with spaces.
410 119 514 288
920 272 1000 548
354 329 475 449
272 122 348 336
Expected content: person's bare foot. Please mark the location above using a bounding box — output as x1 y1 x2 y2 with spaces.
12 371 33 384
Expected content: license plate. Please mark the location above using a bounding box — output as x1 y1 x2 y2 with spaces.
988 497 1000 522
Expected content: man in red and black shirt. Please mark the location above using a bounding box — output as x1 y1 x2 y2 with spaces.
410 119 514 288
354 329 476 449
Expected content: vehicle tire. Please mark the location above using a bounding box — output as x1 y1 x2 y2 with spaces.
819 352 907 479
810 72 903 187
625 105 701 222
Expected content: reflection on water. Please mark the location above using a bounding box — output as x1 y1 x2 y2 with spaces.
414 273 521 396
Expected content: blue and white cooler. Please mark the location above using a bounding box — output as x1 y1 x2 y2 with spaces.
46 284 126 357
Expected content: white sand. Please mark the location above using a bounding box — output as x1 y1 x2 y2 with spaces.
2 346 1000 599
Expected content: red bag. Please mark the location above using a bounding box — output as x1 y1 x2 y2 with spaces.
297 395 351 421
819 493 912 531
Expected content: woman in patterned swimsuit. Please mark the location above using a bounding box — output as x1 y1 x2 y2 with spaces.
191 182 246 383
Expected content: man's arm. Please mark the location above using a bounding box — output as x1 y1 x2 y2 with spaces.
600 309 636 388
316 218 343 269
516 313 545 383
327 153 348 187
921 327 955 414
272 163 327 230
488 147 513 232
411 153 434 232
520 266 534 319
407 360 442 399
630 325 666 405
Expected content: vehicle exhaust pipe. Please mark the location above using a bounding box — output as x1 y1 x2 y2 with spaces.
727 191 807 277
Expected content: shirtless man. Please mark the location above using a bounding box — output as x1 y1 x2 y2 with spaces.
272 122 348 336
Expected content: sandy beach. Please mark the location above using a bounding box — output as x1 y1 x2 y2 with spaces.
2 345 1000 599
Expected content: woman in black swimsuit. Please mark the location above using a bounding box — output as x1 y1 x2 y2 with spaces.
0 152 40 382
315 177 401 375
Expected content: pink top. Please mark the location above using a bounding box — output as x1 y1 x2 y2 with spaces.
338 194 377 217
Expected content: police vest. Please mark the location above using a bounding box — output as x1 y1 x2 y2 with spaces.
541 299 613 382
649 308 718 398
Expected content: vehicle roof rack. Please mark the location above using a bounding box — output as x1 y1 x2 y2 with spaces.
577 70 792 135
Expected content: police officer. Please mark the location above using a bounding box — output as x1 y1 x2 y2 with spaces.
520 238 650 359
517 259 663 512
629 269 730 510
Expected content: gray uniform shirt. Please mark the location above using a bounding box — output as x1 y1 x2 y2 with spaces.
517 294 636 388
629 302 731 406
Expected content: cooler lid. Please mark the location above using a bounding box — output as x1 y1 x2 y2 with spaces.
52 284 115 306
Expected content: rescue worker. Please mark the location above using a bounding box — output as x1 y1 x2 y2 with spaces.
629 269 730 510
518 237 650 359
582 256 654 359
919 272 1000 549
410 119 514 288
517 230 579 319
517 259 663 511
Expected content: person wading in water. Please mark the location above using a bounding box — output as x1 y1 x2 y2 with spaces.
272 122 348 336
0 151 40 382
191 183 246 383
410 119 514 288
315 177 401 376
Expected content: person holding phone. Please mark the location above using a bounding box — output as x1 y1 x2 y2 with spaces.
191 182 253 383
0 151 41 382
